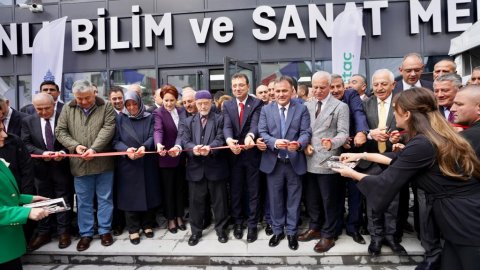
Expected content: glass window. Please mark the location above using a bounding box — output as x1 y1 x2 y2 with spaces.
18 75 31 110
209 69 225 94
110 69 156 107
261 61 313 86
368 58 403 80
314 59 367 84
0 76 16 108
64 71 107 102
0 0 12 6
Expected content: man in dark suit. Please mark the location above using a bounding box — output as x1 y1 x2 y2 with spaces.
223 73 263 243
433 59 457 80
147 88 162 113
258 75 312 250
452 85 480 156
298 71 349 253
329 74 369 245
177 90 229 246
393 53 433 97
0 96 28 137
434 73 462 123
108 86 127 115
21 93 73 251
361 69 407 256
20 81 64 115
179 88 198 118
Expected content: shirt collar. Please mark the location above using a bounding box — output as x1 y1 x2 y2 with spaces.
277 102 290 111
378 93 393 105
402 79 422 90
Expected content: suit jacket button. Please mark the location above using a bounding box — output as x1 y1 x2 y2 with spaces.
11 193 16 197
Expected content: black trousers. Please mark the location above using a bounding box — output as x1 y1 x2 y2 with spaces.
124 209 156 233
161 167 186 220
229 159 260 229
304 173 340 238
367 193 399 242
417 188 442 261
188 178 229 236
35 172 73 235
0 257 22 270
441 240 480 270
395 182 411 240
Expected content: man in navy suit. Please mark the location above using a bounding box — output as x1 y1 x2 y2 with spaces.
20 81 64 115
223 73 264 242
393 53 433 96
178 90 229 246
21 93 73 251
329 74 369 245
0 96 28 138
258 75 312 250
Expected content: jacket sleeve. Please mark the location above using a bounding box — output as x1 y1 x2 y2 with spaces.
222 103 234 140
209 114 226 152
141 117 155 150
258 105 277 152
349 91 369 133
112 118 129 152
55 106 81 153
91 103 116 152
17 139 35 195
153 109 163 145
331 103 350 150
297 105 312 150
248 101 262 138
0 205 31 226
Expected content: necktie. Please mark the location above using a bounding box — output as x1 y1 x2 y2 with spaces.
45 119 55 151
378 100 387 153
315 101 322 118
201 115 207 129
279 107 287 158
447 109 455 123
239 102 244 127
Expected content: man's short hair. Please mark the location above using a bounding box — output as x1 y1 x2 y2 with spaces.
108 86 124 97
72 80 94 94
312 71 332 84
232 73 249 85
331 74 343 83
274 75 295 88
40 80 59 91
402 52 424 65
435 73 463 89
297 84 309 96
372 69 395 83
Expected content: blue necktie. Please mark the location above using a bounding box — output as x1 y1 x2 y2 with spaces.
279 107 287 158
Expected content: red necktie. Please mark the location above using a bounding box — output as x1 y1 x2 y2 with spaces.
239 103 244 127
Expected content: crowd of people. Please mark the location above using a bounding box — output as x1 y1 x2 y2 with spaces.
0 53 479 270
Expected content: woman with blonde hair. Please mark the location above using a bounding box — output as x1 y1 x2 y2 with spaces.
334 87 480 270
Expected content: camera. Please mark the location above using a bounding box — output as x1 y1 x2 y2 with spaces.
16 3 44 13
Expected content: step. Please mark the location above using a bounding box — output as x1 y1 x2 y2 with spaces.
23 225 424 267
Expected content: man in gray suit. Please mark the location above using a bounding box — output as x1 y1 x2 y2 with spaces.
298 71 349 253
361 69 406 256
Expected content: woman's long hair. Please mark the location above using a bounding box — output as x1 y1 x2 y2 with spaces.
393 87 480 180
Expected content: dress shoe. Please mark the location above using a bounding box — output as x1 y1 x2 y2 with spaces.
177 223 187 231
144 228 154 238
313 237 335 253
168 226 178 234
28 234 51 251
347 232 366 244
76 237 93 252
268 233 285 247
188 233 202 246
247 228 258 243
265 224 273 236
218 231 228 243
129 233 140 245
100 233 114 246
233 224 243 239
287 235 299 250
384 238 408 255
298 229 321 242
415 254 441 270
58 234 72 249
112 226 124 236
368 239 382 256
359 226 369 235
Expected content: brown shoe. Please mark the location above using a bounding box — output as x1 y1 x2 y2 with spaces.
314 237 335 253
76 237 93 252
100 233 114 246
27 234 51 251
298 229 321 242
58 234 72 249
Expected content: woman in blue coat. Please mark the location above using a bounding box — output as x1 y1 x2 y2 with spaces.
112 91 161 245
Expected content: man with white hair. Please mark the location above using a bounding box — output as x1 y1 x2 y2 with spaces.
56 80 116 252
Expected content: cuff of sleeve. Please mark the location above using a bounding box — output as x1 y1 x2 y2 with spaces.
174 145 183 151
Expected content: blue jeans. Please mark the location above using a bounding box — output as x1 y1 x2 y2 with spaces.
74 171 114 237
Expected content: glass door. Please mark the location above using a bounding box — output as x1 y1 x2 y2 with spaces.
160 68 208 92
224 57 256 95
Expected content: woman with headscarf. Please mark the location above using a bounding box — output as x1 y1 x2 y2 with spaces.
112 90 161 245
334 88 480 270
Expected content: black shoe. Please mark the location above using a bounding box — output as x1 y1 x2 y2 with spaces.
265 224 273 236
144 228 154 238
178 224 187 231
218 231 228 243
233 224 243 239
112 226 124 236
347 232 366 245
188 233 202 246
385 239 408 255
247 228 258 243
287 235 299 250
368 239 382 256
129 233 140 245
415 254 441 270
269 233 285 247
168 226 178 234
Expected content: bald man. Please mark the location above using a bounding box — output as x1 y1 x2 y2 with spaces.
469 67 480 85
393 53 433 96
147 88 163 113
451 85 480 156
433 59 457 80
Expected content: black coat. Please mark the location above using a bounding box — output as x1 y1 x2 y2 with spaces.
112 113 161 212
0 135 35 194
7 109 28 138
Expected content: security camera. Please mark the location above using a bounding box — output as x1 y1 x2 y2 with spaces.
29 3 43 13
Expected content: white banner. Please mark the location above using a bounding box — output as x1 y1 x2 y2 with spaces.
32 16 67 96
331 3 365 83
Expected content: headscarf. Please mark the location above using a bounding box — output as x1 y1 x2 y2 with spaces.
124 90 150 119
